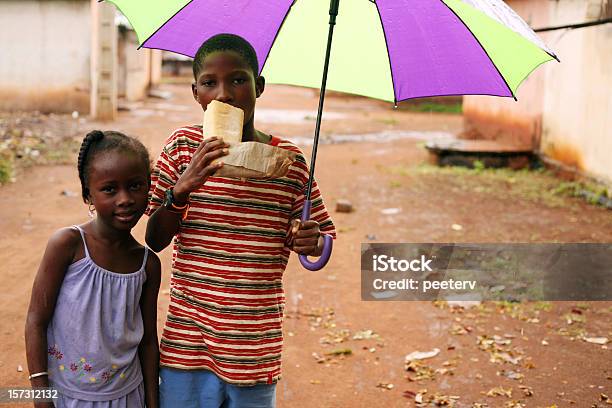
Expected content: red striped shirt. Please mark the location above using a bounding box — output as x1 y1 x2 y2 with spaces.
147 126 335 385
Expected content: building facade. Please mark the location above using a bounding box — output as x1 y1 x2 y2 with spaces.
463 0 612 183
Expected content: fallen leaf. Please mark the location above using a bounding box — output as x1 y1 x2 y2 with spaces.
405 361 437 382
583 336 608 345
450 323 472 335
309 379 321 384
446 300 481 309
435 367 455 376
562 312 585 325
491 352 522 365
403 390 417 399
376 382 394 390
311 352 326 364
415 390 426 403
485 386 512 398
451 223 463 231
518 385 534 397
319 329 351 345
497 370 524 381
325 348 352 356
504 402 526 408
352 329 379 340
405 348 440 362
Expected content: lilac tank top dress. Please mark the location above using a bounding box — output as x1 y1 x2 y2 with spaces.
46 226 147 407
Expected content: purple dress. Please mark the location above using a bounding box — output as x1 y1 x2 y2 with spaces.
46 226 147 407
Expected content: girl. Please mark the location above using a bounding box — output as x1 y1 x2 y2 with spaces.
25 130 161 408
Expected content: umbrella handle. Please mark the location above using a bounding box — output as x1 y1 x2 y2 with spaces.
298 200 333 271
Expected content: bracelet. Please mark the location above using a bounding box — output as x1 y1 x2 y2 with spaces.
168 201 189 211
28 371 48 380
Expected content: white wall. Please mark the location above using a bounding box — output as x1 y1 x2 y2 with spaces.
540 0 612 181
462 0 551 148
463 0 612 183
118 30 154 102
0 0 92 113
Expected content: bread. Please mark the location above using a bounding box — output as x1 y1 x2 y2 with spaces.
203 100 297 179
203 100 244 144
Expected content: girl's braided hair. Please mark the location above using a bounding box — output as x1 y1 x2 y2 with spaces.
77 130 151 202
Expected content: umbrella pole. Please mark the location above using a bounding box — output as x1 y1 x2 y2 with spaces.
299 0 339 271
305 0 340 202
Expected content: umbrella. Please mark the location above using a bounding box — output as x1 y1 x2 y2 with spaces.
104 0 557 270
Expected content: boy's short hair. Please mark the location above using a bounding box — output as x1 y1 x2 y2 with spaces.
193 33 260 79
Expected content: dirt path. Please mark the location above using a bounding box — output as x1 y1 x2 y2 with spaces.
1 84 611 407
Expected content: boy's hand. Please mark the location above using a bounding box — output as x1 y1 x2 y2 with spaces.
289 219 323 256
174 137 229 202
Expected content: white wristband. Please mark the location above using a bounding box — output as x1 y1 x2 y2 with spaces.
28 371 48 380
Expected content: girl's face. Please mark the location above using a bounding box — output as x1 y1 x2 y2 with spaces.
87 150 149 231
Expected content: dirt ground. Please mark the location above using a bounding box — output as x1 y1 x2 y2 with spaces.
1 83 611 407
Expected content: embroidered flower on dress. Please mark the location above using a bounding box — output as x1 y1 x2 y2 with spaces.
47 345 63 359
61 356 123 384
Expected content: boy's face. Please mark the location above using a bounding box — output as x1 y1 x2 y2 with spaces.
192 51 264 128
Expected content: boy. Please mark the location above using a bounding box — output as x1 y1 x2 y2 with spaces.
146 34 336 407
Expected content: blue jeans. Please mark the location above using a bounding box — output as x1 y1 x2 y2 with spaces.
159 368 276 408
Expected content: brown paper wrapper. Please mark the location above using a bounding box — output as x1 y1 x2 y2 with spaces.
216 142 296 179
203 101 297 179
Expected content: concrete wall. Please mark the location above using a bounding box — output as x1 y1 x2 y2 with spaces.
463 0 612 182
540 0 612 181
463 0 551 149
118 29 159 102
0 0 92 113
1 0 163 116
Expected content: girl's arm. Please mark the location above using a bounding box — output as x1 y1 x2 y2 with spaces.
139 252 162 408
24 228 77 407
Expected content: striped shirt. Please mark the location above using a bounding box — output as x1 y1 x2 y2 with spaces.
147 126 335 385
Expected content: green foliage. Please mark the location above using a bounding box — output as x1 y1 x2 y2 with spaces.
0 155 12 184
552 180 610 207
404 102 463 114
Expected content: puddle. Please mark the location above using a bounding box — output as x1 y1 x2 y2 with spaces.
255 109 346 124
130 109 162 118
150 103 191 112
290 130 456 146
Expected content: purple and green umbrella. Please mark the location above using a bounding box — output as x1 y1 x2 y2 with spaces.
105 0 557 269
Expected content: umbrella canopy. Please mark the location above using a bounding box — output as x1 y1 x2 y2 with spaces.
107 0 557 103
106 0 557 270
